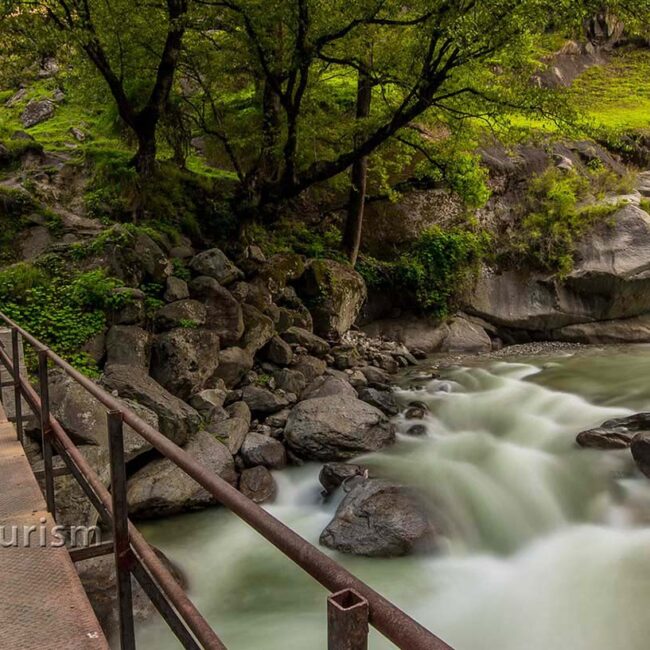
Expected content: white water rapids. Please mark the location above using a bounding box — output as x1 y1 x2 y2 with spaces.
137 345 650 649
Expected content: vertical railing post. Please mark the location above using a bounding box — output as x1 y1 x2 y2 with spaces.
108 410 136 650
11 328 23 443
328 589 369 650
38 348 56 516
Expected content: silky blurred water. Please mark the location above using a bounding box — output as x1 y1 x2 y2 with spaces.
136 344 650 649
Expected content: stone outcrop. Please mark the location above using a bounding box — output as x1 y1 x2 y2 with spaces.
295 259 367 339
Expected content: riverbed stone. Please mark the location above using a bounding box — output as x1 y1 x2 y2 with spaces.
577 413 650 450
273 368 306 395
319 462 366 495
291 354 327 382
127 431 237 518
164 276 190 302
285 395 396 461
319 479 438 557
263 336 293 366
240 304 275 354
301 375 357 400
239 466 277 503
154 299 207 332
358 387 399 416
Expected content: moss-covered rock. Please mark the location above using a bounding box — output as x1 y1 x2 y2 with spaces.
295 259 367 339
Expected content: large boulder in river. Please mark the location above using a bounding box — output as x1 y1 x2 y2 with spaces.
189 276 244 346
102 365 200 445
127 431 237 518
295 259 367 338
319 479 438 557
150 328 220 400
285 395 395 461
189 248 243 286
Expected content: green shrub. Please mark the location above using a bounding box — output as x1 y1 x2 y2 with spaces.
358 226 490 317
0 266 128 375
506 167 621 276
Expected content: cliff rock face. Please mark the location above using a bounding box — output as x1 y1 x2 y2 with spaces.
466 204 650 341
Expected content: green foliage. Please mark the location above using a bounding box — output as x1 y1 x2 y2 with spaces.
246 220 345 260
358 226 490 316
171 258 191 281
0 266 128 375
505 167 623 276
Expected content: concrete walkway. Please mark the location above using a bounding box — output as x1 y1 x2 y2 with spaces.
0 403 108 649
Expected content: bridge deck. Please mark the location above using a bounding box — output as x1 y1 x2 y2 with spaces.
0 403 109 649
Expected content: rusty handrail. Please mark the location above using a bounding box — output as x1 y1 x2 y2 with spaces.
0 311 453 650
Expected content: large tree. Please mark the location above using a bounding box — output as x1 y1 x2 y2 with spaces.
3 0 190 175
182 0 579 234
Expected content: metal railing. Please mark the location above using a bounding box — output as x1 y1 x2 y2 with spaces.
0 310 453 650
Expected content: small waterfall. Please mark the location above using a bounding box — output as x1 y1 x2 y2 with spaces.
138 347 650 650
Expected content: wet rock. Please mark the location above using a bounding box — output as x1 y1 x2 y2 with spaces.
105 325 151 370
360 365 391 387
358 387 399 416
239 466 277 503
127 431 237 518
405 424 428 436
189 276 244 346
150 328 220 400
164 276 189 302
241 385 291 415
632 432 650 478
263 336 293 366
154 299 206 332
281 327 329 357
404 405 428 420
214 347 254 388
239 432 287 469
301 375 357 400
189 247 243 286
319 479 438 557
319 462 365 495
285 395 395 461
577 413 650 450
102 364 200 445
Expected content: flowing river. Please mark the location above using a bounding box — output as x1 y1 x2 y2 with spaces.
137 344 650 649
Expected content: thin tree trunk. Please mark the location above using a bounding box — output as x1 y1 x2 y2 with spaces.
343 68 372 266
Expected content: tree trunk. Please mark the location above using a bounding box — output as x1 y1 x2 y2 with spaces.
343 69 372 266
133 127 157 177
260 79 282 182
